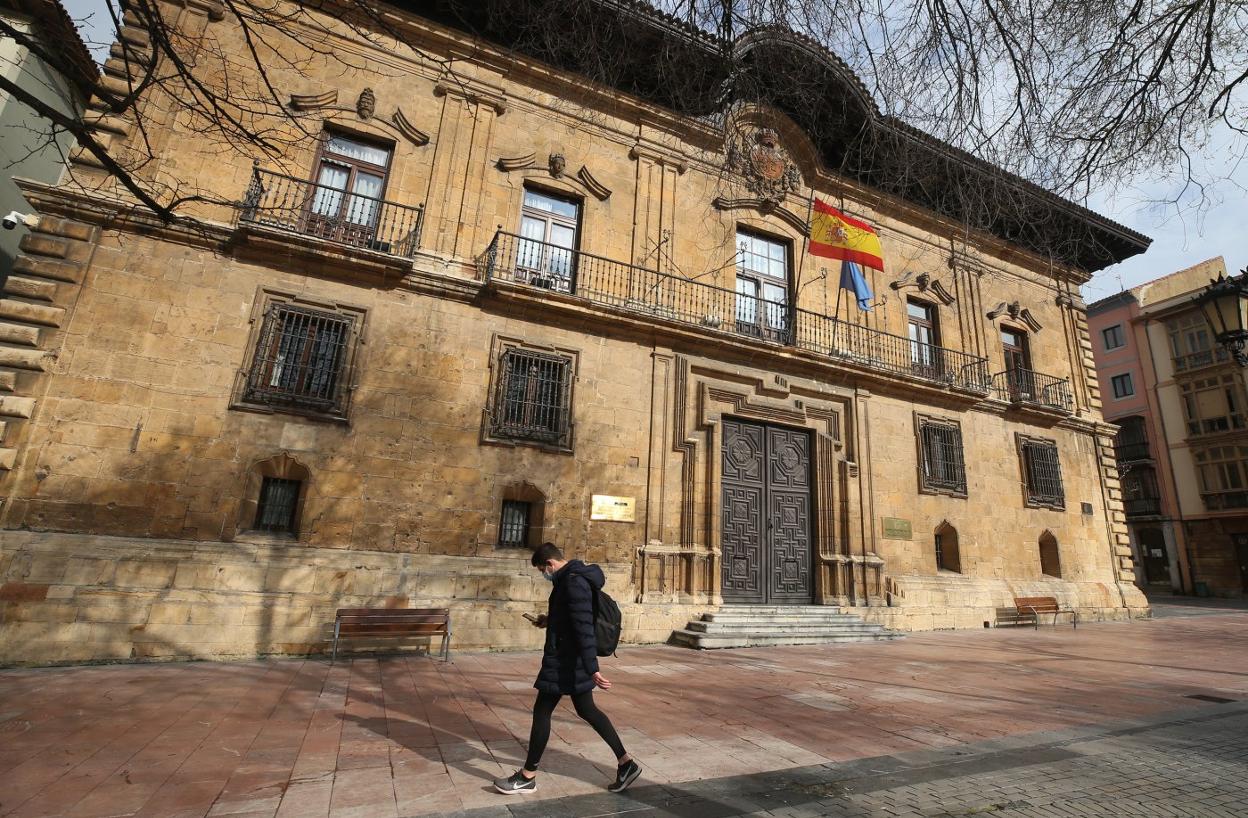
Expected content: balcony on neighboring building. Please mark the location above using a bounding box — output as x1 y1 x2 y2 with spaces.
240 167 424 259
1115 441 1152 462
1202 491 1248 510
990 368 1074 413
1123 497 1162 517
477 231 993 394
1173 347 1230 373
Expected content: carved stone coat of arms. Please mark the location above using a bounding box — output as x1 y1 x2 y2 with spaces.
726 127 802 204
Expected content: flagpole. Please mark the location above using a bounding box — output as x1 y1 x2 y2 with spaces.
792 187 817 346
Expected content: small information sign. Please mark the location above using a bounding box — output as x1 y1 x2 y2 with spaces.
882 517 912 540
591 495 636 522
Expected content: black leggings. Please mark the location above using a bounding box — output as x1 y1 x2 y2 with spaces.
523 690 626 772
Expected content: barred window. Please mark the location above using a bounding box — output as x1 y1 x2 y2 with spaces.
491 348 573 447
1020 437 1064 508
918 417 967 496
498 500 531 548
255 477 301 533
242 302 357 416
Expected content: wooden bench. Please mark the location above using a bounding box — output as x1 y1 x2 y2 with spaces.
331 608 451 661
995 596 1077 630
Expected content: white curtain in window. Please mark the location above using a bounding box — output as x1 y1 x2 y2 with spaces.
312 163 348 217
345 171 382 226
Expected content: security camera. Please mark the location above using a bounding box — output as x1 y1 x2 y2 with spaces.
2 211 35 230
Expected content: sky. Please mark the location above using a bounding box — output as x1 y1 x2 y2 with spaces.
58 0 1248 302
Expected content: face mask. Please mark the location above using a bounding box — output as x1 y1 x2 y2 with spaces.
542 570 556 583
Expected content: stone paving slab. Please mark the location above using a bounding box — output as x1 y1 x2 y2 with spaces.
1 611 1247 817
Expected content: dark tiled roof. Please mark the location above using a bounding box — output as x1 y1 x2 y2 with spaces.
418 0 1150 273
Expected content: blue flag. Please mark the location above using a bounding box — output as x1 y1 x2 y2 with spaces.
839 260 874 311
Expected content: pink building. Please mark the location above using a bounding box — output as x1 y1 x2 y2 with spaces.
1088 291 1186 590
1090 256 1248 597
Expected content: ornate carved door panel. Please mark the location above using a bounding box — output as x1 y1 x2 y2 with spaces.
721 418 812 604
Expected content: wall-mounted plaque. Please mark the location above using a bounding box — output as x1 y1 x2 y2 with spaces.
882 517 912 540
591 495 636 522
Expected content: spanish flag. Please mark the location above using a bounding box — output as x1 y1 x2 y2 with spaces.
809 198 885 271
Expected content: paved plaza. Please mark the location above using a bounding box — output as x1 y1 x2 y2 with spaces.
1 602 1247 817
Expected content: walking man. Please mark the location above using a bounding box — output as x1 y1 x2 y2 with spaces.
494 542 642 795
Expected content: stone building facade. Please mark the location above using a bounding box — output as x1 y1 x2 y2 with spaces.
0 0 1150 664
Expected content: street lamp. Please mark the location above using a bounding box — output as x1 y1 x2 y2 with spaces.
1195 269 1248 367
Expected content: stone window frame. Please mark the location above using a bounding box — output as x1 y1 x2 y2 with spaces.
236 453 311 541
481 334 579 454
231 288 368 423
914 412 968 498
1016 433 1065 510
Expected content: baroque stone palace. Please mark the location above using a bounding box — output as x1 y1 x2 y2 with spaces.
0 0 1150 663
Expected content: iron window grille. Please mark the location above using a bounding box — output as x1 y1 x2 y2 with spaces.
1020 437 1065 508
245 304 354 414
498 500 531 548
492 348 573 447
255 477 301 533
918 418 967 496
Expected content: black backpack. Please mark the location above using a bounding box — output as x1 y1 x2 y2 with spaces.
591 586 622 657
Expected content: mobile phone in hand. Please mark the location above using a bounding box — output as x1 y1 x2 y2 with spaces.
522 612 539 623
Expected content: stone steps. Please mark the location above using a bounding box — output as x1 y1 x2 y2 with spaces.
670 605 902 649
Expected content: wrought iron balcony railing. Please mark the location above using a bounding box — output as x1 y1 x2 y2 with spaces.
1123 497 1162 517
478 231 992 393
240 167 423 259
992 367 1074 413
1114 441 1152 462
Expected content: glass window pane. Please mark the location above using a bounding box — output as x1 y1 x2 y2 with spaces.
524 190 578 219
735 277 758 324
312 163 348 216
326 135 390 166
344 171 382 226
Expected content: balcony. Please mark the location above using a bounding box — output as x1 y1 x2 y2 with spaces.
1202 491 1248 510
477 231 992 393
1123 497 1162 517
991 368 1074 413
240 167 423 259
1173 347 1230 373
1114 441 1152 462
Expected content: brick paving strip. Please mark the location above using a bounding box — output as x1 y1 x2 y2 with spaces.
1 606 1246 817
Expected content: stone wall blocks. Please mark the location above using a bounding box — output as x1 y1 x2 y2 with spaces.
0 346 49 370
17 233 69 260
0 323 41 347
0 300 65 327
3 276 60 302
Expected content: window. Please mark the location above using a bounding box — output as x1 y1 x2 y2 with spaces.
1122 466 1161 517
1195 446 1248 509
735 230 790 342
916 414 966 496
1001 327 1033 398
516 189 580 292
1111 372 1134 398
1102 324 1125 350
1179 374 1247 436
1168 312 1226 371
498 500 532 548
908 300 942 378
255 477 301 533
1039 532 1061 578
934 521 961 573
239 296 362 419
1018 435 1064 509
307 133 392 247
490 347 574 448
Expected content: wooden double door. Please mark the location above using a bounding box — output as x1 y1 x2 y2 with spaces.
720 418 813 604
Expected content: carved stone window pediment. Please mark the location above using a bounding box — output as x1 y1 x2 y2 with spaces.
495 152 613 201
286 88 429 146
890 271 955 305
987 301 1043 333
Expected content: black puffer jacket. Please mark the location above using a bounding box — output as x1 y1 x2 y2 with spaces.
534 560 603 695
